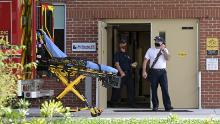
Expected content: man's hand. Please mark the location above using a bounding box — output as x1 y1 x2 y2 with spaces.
142 71 147 79
115 62 126 78
131 62 138 68
160 44 169 60
160 44 166 50
120 71 126 78
142 58 149 79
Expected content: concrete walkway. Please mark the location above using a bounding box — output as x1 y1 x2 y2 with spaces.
27 108 220 119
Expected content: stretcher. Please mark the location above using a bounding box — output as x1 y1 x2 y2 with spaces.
36 30 120 117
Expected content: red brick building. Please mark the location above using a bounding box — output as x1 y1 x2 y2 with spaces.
38 0 220 109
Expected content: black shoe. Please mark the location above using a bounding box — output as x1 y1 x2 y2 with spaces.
165 106 174 111
152 107 158 111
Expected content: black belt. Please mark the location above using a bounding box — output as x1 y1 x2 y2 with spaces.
151 68 166 71
124 70 131 72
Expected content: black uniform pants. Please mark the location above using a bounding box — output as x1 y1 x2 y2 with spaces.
148 69 172 109
111 72 134 105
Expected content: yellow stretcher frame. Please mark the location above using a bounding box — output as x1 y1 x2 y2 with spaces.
49 65 103 117
37 30 120 117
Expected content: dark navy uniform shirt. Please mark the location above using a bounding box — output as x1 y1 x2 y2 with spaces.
114 52 132 72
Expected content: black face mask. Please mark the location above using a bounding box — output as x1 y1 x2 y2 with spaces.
155 43 161 47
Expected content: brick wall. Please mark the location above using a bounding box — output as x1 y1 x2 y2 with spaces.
200 18 220 108
39 0 220 108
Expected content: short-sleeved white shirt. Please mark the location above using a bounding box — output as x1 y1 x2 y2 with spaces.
144 47 169 69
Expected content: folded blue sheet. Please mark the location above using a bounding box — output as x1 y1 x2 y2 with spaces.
38 30 118 74
86 61 118 74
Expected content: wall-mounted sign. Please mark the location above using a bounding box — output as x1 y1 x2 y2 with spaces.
72 42 96 52
178 51 187 58
206 38 218 55
206 58 218 70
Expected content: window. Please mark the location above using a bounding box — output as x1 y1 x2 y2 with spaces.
54 5 65 52
159 31 166 42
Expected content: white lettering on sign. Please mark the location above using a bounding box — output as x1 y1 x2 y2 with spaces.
0 30 9 42
72 42 96 52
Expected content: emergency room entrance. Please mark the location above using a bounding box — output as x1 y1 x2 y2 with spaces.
98 19 198 109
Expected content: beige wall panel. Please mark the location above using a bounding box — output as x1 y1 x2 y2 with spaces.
151 19 198 108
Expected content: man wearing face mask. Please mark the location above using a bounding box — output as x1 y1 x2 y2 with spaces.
111 40 137 108
142 36 173 111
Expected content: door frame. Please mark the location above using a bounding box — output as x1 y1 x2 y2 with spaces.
97 19 199 109
97 20 152 108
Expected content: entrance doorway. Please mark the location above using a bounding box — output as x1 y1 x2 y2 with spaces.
106 24 151 108
98 19 198 109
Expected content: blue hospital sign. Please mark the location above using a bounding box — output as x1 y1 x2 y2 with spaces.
72 42 96 52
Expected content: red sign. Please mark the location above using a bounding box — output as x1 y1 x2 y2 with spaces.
0 2 11 43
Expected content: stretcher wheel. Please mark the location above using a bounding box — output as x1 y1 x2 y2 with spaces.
96 109 103 116
90 108 97 117
91 112 98 117
90 107 102 117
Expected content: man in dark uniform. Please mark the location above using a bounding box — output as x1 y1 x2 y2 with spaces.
111 40 137 108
